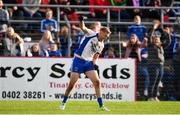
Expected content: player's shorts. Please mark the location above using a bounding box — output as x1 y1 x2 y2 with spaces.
70 57 94 74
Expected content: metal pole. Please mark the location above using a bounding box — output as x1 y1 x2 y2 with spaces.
160 9 164 28
118 32 121 58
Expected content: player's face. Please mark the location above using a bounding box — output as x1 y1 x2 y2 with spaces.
99 31 110 41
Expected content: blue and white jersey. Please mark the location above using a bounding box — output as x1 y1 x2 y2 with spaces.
75 29 104 61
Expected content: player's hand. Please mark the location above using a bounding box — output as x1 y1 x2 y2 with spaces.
79 15 84 21
94 64 99 71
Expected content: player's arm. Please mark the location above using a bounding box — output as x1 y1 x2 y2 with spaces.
79 16 89 34
93 53 100 65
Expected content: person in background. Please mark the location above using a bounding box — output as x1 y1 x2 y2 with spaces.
22 0 42 18
173 42 180 101
0 0 9 32
127 15 147 42
25 43 48 57
38 0 51 18
2 0 17 18
71 30 84 55
89 0 110 19
40 9 58 39
145 0 162 19
4 27 24 56
165 25 180 101
147 28 171 101
124 33 149 100
39 30 54 51
125 34 147 61
48 43 62 57
58 25 69 56
104 46 116 58
110 0 129 19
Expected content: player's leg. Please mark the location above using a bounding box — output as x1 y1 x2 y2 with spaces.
60 72 79 110
85 70 110 111
86 70 101 97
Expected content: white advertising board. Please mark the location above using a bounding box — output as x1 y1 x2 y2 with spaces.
0 57 136 101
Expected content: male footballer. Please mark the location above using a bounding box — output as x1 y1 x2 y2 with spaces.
60 16 111 111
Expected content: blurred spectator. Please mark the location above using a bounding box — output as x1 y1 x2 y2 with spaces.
89 0 111 19
2 0 18 18
0 0 9 32
51 0 70 16
163 25 179 59
172 0 180 17
144 0 162 19
164 25 180 101
104 46 116 58
125 33 149 99
147 19 170 44
16 0 24 19
3 27 24 56
40 9 58 39
58 25 69 56
71 30 84 55
68 0 81 25
22 0 42 19
147 19 162 38
25 43 48 57
147 27 171 101
127 15 147 42
38 0 51 18
126 0 144 17
110 0 130 20
48 43 62 57
39 30 55 51
70 0 88 11
161 0 173 22
52 0 80 30
138 47 149 98
21 0 42 31
173 43 180 101
125 34 147 62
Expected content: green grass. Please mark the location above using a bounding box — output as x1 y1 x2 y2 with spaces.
0 101 180 114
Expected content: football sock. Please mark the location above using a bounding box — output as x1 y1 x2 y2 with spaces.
97 97 103 107
62 96 68 103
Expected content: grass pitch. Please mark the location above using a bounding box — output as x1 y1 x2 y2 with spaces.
0 101 180 114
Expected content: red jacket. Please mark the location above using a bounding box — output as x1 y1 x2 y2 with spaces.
89 0 111 12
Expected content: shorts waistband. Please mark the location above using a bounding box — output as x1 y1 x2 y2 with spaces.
74 54 87 61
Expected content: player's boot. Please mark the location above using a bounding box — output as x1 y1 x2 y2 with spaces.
100 105 110 111
59 103 66 110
